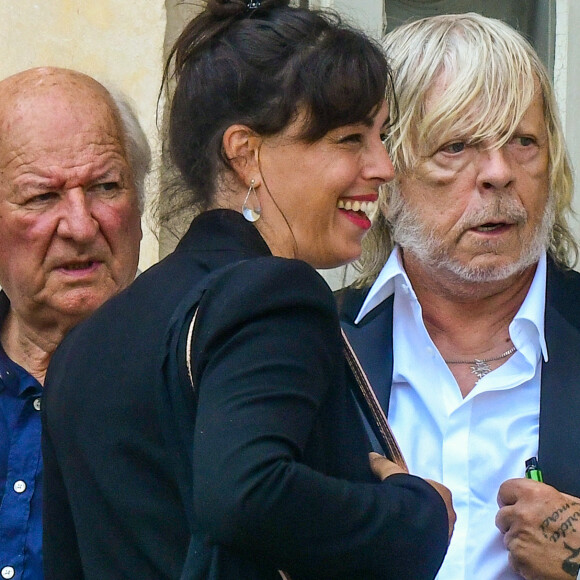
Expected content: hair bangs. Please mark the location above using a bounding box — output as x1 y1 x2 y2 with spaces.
297 29 393 141
421 66 537 157
419 25 537 156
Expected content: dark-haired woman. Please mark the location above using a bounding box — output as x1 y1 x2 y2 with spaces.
42 1 453 578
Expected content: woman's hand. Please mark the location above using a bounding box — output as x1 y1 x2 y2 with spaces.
368 451 407 479
369 452 456 543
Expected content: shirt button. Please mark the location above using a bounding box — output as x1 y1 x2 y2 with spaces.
1 567 15 579
33 398 41 411
13 480 26 494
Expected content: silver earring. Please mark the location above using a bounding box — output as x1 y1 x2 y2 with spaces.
242 179 261 222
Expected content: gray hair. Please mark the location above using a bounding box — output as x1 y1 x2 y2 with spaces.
108 91 151 213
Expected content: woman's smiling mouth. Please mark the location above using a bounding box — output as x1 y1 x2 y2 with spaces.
337 199 377 219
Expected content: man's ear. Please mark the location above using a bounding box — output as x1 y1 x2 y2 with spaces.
222 124 262 184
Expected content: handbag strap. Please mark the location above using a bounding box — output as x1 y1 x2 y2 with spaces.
185 308 198 391
341 328 408 471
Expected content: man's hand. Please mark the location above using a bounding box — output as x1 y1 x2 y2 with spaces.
369 452 456 542
497 478 580 579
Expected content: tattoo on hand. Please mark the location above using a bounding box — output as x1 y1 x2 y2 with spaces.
540 502 580 543
562 543 580 577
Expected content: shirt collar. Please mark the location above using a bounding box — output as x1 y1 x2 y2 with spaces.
355 246 408 323
0 291 42 397
510 252 548 362
355 247 548 361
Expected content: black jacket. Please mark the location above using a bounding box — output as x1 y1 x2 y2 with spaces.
42 210 449 579
339 258 580 497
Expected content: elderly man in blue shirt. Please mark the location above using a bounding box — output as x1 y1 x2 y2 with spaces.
0 66 150 579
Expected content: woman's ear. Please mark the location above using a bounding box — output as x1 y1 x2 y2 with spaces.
222 124 262 184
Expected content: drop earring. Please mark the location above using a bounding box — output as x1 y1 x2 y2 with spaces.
242 179 261 222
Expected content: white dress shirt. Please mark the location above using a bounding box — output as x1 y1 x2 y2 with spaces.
356 248 548 580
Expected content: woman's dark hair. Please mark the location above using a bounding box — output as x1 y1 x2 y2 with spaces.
164 0 396 211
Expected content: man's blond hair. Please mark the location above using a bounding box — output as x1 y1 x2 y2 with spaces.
355 12 576 288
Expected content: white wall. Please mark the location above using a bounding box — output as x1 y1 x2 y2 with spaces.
330 0 384 37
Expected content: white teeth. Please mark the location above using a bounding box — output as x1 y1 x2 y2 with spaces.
337 199 377 218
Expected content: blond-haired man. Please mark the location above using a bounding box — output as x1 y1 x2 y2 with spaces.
340 13 580 580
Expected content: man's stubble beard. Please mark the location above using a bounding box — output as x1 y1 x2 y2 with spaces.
386 186 555 283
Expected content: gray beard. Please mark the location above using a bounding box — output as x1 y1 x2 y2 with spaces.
387 190 555 283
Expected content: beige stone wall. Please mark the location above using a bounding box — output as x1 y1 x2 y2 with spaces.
0 0 168 272
3 1 578 277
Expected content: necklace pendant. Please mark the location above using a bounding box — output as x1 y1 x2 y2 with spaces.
471 359 492 379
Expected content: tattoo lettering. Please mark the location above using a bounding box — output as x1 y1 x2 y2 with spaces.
561 542 580 577
550 512 580 543
540 502 580 542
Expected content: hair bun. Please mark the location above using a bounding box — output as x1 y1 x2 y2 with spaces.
205 0 290 18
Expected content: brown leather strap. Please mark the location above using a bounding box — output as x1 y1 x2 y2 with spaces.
342 329 408 471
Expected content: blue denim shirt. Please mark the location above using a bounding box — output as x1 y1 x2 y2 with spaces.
0 293 43 580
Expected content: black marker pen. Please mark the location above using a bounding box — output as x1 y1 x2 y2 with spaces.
525 457 543 482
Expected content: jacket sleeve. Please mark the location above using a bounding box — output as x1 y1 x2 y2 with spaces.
191 257 448 579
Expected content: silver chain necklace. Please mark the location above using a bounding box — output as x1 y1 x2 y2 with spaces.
445 346 517 379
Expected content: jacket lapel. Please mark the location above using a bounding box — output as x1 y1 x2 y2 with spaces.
338 288 394 415
539 263 580 496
